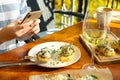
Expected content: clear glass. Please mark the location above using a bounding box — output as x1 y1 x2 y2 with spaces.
82 10 107 69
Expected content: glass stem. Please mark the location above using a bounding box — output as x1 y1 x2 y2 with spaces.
89 45 95 67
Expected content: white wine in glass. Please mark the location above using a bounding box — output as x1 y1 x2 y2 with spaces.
82 10 107 69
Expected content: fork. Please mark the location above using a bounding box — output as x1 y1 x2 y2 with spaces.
0 56 45 67
0 61 36 67
0 56 37 67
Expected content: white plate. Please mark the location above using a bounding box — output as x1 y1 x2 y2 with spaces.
29 68 113 80
28 41 81 68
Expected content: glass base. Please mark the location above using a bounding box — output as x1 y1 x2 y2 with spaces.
82 63 102 70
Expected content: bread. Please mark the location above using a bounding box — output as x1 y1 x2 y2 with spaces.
60 54 73 62
36 48 51 63
109 39 120 52
96 44 116 57
59 44 75 62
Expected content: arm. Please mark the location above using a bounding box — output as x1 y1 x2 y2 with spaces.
0 19 40 44
0 28 15 44
0 20 20 44
18 0 40 41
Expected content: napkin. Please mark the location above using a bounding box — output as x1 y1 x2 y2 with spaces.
29 68 113 80
111 11 120 23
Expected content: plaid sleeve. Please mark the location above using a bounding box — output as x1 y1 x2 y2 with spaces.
18 0 29 20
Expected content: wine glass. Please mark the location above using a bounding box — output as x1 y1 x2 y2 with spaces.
82 10 107 69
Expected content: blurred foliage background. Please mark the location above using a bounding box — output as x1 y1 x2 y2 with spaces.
54 0 120 29
54 0 79 29
88 0 120 10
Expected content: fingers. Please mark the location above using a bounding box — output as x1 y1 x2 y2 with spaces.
19 19 40 29
16 20 34 30
30 19 40 27
28 19 40 34
11 19 40 40
34 19 40 24
31 25 40 34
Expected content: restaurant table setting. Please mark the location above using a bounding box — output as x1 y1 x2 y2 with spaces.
0 41 81 68
0 7 120 80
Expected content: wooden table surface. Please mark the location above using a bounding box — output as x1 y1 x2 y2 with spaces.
0 22 120 80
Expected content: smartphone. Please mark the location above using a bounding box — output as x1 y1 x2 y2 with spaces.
21 10 42 24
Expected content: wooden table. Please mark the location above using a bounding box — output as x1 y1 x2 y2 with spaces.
0 22 120 80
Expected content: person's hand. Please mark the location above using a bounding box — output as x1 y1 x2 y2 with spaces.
0 19 40 43
19 19 40 40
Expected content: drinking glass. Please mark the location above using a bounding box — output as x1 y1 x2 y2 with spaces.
82 10 107 69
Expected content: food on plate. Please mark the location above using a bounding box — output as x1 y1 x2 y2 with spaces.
35 43 76 63
96 44 116 57
44 74 68 80
36 47 51 63
59 44 75 62
76 74 98 80
43 74 98 80
109 39 120 52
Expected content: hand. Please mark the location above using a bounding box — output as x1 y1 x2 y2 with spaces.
19 19 40 40
0 19 40 43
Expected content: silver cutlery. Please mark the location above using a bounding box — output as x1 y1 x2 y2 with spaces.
0 56 43 67
0 62 36 67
